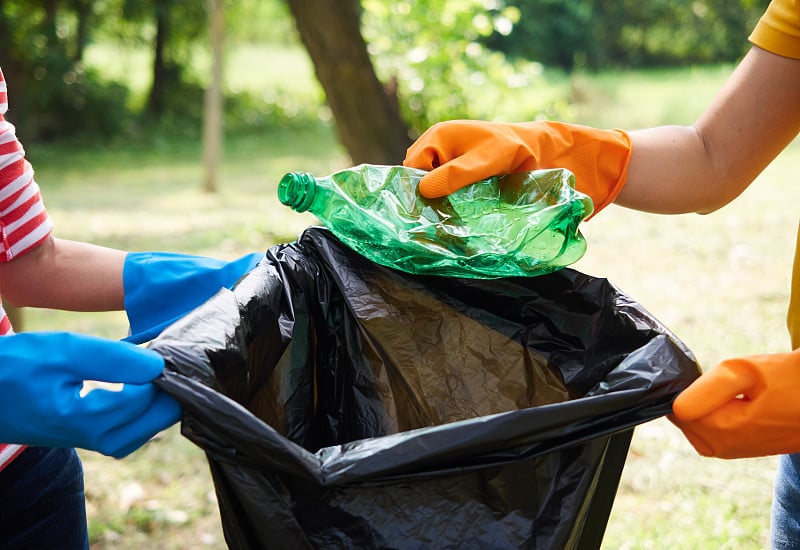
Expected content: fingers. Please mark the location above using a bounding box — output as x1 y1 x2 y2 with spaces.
404 120 524 198
0 331 177 457
68 334 166 384
667 414 715 457
404 140 455 197
669 399 760 459
1 332 165 384
418 167 460 198
670 352 800 458
75 383 181 457
103 392 182 458
415 152 508 198
404 120 467 169
672 358 758 420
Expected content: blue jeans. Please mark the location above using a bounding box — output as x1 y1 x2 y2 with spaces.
0 447 89 550
773 453 800 549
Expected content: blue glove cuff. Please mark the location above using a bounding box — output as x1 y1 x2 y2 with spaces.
123 251 263 343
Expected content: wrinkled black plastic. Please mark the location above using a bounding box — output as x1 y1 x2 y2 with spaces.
149 227 700 550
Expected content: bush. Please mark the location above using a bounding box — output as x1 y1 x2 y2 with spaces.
485 0 771 70
9 59 132 144
224 88 328 135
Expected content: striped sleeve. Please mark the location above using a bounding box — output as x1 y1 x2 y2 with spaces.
0 66 49 471
0 68 53 262
0 300 21 471
0 443 24 473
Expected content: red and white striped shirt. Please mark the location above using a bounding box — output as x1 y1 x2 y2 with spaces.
0 67 55 472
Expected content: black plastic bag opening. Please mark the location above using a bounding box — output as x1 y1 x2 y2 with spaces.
149 227 700 550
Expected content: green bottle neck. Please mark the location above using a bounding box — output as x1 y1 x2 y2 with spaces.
278 172 318 213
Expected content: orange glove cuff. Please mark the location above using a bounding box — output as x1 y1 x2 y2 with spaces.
539 122 632 214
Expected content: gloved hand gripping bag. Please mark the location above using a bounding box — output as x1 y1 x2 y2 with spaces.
149 227 700 550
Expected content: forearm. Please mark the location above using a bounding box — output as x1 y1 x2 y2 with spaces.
616 46 800 215
0 236 126 311
617 125 737 214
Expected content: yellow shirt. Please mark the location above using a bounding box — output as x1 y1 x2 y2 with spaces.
790 228 800 348
750 0 800 59
748 0 800 347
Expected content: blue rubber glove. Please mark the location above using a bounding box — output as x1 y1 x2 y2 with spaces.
123 251 263 344
0 332 180 458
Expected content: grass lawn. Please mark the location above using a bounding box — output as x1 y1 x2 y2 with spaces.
20 45 793 548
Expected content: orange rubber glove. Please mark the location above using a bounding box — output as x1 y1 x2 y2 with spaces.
671 350 800 459
403 120 632 216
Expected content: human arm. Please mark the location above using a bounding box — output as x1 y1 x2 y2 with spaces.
619 45 800 214
612 47 800 458
0 236 263 343
0 236 126 311
0 67 262 457
404 46 800 217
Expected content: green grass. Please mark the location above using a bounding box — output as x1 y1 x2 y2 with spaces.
567 64 737 128
18 47 791 548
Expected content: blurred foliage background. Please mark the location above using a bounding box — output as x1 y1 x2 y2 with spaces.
0 0 769 146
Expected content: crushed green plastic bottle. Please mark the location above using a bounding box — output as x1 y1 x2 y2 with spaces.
277 164 593 279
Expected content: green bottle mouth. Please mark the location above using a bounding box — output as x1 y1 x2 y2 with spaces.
278 172 317 213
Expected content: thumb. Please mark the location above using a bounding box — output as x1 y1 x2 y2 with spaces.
405 138 499 198
417 165 468 198
672 358 758 420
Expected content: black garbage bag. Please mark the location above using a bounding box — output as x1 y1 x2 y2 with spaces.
149 227 700 550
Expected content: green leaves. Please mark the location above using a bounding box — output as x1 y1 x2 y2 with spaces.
361 0 562 134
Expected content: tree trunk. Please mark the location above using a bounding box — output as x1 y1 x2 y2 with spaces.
202 0 224 193
286 0 411 165
147 0 172 117
42 0 59 46
73 0 93 62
